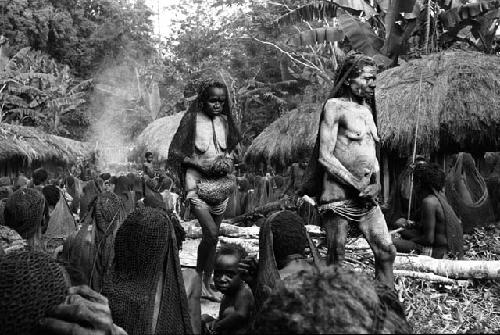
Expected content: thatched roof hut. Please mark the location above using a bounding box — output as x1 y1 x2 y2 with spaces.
376 51 500 156
134 112 185 161
0 123 91 165
244 103 322 171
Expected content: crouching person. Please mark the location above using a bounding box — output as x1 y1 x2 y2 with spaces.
0 251 126 335
202 243 254 335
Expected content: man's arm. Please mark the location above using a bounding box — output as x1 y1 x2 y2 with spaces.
412 197 437 246
318 102 363 191
214 288 254 332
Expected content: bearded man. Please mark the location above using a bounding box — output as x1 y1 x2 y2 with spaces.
300 53 396 288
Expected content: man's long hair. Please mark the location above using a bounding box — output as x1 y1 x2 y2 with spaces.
167 79 241 191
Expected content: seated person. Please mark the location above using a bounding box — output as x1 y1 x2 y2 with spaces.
202 243 254 335
102 207 192 335
0 251 126 335
3 188 46 252
392 163 463 259
238 210 319 312
60 191 126 291
251 266 412 334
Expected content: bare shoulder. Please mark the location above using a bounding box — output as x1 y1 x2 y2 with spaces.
237 284 255 303
323 98 346 123
323 98 363 121
422 195 440 208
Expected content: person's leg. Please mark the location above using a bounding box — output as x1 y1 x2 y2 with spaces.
193 205 222 300
202 212 224 299
358 206 396 289
322 213 349 265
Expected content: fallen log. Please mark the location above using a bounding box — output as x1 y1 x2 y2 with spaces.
394 254 500 279
393 270 465 284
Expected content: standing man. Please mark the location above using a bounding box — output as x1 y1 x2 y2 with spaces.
300 53 396 288
168 79 241 300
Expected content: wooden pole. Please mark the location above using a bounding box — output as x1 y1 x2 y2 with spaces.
383 154 390 206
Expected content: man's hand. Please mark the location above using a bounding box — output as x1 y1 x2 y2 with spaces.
39 285 127 335
359 184 380 203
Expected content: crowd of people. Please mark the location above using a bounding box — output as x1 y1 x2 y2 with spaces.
0 52 466 334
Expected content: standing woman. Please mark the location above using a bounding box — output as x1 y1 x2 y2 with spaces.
168 79 241 300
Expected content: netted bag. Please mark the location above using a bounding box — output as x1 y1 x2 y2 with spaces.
445 153 495 233
197 175 236 205
3 188 45 239
0 251 68 335
210 156 233 177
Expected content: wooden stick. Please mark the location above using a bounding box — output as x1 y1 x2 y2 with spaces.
394 270 458 284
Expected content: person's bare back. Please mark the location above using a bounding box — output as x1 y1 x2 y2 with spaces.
319 98 380 203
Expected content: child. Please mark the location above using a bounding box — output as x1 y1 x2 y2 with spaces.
202 243 254 335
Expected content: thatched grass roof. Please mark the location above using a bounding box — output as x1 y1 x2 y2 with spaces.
376 51 500 156
244 103 322 170
0 123 92 165
134 112 185 161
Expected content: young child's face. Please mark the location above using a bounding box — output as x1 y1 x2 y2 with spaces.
214 254 241 294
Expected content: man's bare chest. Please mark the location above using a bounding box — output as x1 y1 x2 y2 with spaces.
338 108 375 140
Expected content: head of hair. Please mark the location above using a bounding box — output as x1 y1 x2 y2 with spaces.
33 168 48 186
145 151 153 158
252 266 411 334
414 163 445 192
109 176 118 185
0 251 69 335
216 242 248 262
270 210 307 263
100 172 111 181
42 184 60 207
330 53 377 99
197 80 230 115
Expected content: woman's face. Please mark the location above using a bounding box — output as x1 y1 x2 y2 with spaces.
204 87 226 117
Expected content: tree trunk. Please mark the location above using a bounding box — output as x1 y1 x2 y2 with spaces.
394 254 500 279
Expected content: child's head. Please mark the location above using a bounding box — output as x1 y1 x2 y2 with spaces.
214 243 248 294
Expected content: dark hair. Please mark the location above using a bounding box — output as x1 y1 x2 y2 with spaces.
252 267 411 334
198 81 227 104
33 168 48 186
42 185 60 207
216 242 248 262
100 173 111 181
145 151 153 158
414 163 445 192
270 211 307 262
109 176 118 185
